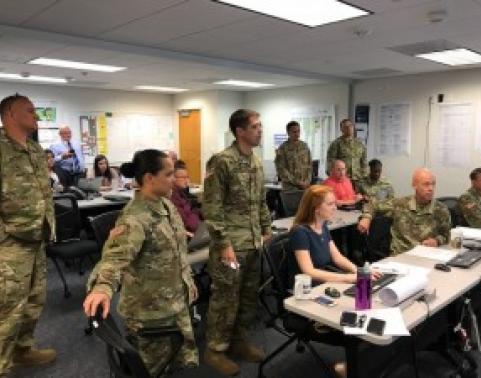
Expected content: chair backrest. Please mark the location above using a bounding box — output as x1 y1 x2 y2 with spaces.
263 232 292 316
90 314 151 378
53 194 82 242
90 312 184 378
279 190 304 217
89 210 121 250
366 215 393 262
437 196 465 227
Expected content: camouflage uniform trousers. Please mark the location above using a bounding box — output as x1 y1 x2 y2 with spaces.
0 237 46 375
124 294 198 376
205 248 260 351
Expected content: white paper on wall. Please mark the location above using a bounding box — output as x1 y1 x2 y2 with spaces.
376 103 411 156
434 103 472 167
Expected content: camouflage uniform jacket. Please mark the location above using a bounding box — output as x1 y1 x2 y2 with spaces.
458 188 481 228
275 140 312 190
326 136 367 181
202 142 271 251
87 193 195 321
0 132 54 242
357 176 395 201
362 195 451 255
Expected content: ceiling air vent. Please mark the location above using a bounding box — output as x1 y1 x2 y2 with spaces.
352 68 403 77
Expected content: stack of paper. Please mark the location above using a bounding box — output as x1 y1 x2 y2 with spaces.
406 245 457 262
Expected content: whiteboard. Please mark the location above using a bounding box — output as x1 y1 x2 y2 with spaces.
106 114 174 163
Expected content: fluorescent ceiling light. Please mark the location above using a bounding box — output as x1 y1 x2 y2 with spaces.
214 0 369 27
135 85 187 92
214 80 274 88
28 57 126 72
416 48 481 66
0 73 67 83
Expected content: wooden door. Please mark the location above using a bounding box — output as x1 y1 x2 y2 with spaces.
179 109 201 184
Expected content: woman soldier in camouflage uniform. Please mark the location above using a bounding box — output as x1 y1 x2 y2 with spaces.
83 149 198 375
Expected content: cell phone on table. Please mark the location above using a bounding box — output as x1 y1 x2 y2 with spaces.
367 317 386 336
340 311 357 327
313 295 336 307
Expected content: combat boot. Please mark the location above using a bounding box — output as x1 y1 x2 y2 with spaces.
229 339 265 362
13 348 57 367
204 348 240 376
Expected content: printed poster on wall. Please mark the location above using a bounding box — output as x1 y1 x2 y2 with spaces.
97 114 108 155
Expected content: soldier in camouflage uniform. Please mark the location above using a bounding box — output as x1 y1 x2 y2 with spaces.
458 168 481 228
327 118 367 187
275 120 312 191
0 94 56 375
203 109 272 376
357 159 395 201
83 150 198 376
358 168 450 256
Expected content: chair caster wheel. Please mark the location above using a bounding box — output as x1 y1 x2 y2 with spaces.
296 344 305 353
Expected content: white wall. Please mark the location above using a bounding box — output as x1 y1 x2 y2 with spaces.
0 81 172 165
244 82 350 161
353 68 481 197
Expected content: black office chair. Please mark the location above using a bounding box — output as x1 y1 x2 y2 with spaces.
46 194 98 298
258 233 340 378
89 210 121 252
89 311 184 378
437 196 466 227
84 210 121 335
279 190 304 217
365 215 393 262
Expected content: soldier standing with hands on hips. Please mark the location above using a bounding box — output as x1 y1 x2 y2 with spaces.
83 149 199 376
203 109 272 376
0 94 56 376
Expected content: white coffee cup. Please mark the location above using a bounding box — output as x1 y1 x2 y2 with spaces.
294 274 312 300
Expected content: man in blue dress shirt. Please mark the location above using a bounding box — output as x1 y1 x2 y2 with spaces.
49 126 85 186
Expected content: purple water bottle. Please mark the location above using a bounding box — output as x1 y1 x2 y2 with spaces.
355 263 372 310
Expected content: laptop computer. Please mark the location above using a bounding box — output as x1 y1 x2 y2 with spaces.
447 250 481 269
188 222 211 252
343 273 398 297
78 177 102 192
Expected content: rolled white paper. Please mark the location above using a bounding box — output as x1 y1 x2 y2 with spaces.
379 274 428 307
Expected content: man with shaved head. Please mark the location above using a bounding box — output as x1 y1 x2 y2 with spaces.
358 168 451 255
50 125 84 186
0 94 56 375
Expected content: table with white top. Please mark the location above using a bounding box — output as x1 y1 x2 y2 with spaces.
272 209 361 231
284 248 481 378
264 182 282 191
77 189 134 209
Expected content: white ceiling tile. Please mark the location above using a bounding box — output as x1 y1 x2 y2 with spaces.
23 0 186 37
101 0 256 46
0 35 66 64
159 16 305 54
0 0 57 25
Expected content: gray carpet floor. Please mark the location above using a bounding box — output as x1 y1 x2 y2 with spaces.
7 259 481 378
